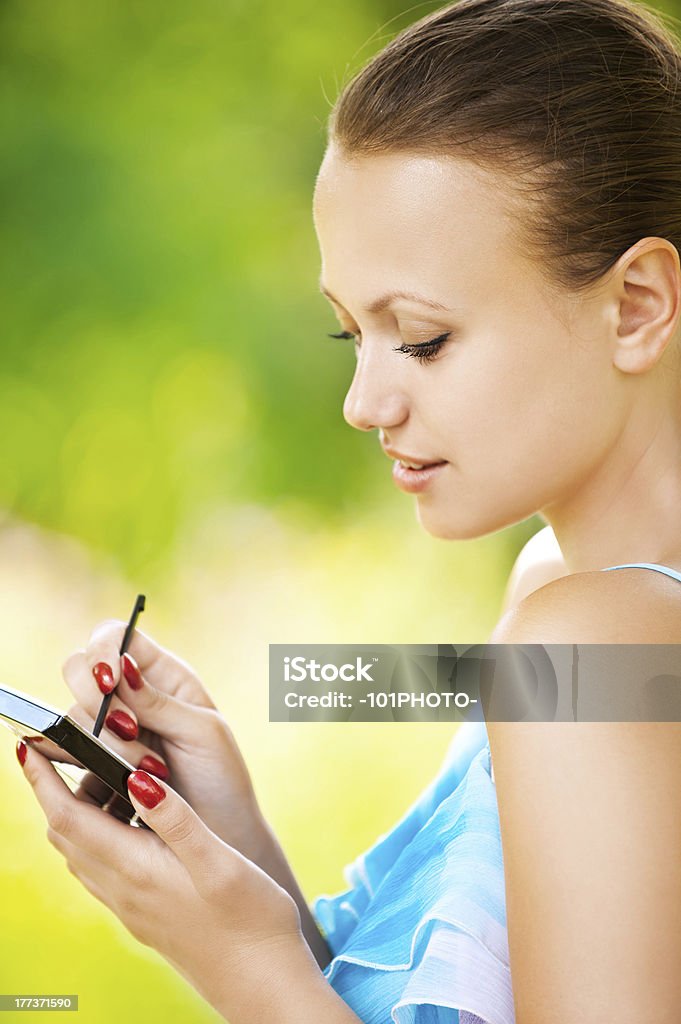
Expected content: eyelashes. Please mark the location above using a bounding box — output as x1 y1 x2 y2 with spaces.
393 332 451 364
327 330 451 364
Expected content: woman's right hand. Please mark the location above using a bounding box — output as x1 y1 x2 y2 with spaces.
57 619 270 862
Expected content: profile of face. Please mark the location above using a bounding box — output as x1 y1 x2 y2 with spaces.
312 141 676 541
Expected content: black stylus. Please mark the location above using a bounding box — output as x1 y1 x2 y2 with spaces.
92 594 146 738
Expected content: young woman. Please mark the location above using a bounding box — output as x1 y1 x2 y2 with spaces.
16 0 681 1020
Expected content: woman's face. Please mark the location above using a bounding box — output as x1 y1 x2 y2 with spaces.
312 142 626 540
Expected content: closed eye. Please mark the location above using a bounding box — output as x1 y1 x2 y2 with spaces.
326 330 451 365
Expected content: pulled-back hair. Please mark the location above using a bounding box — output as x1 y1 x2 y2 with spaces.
327 0 681 294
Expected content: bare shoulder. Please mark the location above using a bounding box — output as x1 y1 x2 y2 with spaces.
493 557 681 643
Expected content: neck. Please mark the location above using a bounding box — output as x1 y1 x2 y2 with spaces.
540 386 681 575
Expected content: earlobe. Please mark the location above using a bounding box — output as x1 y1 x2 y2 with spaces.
611 237 681 374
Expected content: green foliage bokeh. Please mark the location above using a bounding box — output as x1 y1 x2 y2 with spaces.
1 0 450 574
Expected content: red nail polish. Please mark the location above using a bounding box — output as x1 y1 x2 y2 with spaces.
138 754 170 781
93 661 115 695
121 652 143 690
16 740 27 766
128 770 166 809
105 709 139 741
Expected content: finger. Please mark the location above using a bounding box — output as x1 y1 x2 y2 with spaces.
68 867 109 908
114 656 219 748
47 820 112 874
23 735 83 768
17 741 150 864
46 826 119 907
78 619 215 707
62 702 170 780
125 769 245 891
60 657 141 739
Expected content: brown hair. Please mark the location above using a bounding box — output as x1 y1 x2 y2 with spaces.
327 0 681 295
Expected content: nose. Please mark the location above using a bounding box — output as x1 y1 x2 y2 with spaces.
342 350 409 432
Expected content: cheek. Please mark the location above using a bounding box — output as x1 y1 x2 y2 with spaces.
410 319 620 538
422 346 546 461
427 328 607 477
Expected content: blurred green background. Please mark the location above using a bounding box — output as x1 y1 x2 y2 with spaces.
10 0 677 1018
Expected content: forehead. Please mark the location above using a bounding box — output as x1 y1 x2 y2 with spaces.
313 144 524 303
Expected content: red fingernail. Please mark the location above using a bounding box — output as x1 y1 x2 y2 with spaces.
16 740 27 767
128 770 166 809
93 661 115 695
105 709 138 741
138 755 170 781
121 652 143 690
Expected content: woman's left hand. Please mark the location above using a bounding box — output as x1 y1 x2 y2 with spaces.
17 739 307 1022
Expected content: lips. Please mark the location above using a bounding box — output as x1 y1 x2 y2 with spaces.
381 445 447 468
398 460 446 469
391 460 448 494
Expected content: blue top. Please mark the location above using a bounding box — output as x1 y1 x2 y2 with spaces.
311 562 681 1023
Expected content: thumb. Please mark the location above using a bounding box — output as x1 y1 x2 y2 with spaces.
127 770 210 866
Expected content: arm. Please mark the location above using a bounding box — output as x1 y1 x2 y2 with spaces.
219 937 363 1024
488 574 681 1022
248 810 333 970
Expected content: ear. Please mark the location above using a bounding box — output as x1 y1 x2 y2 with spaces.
607 236 681 375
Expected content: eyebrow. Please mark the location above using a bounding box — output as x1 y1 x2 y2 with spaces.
319 283 452 315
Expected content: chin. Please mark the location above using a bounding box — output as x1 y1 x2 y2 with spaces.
414 501 512 541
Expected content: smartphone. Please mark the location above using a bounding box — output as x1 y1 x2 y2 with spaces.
0 683 152 830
